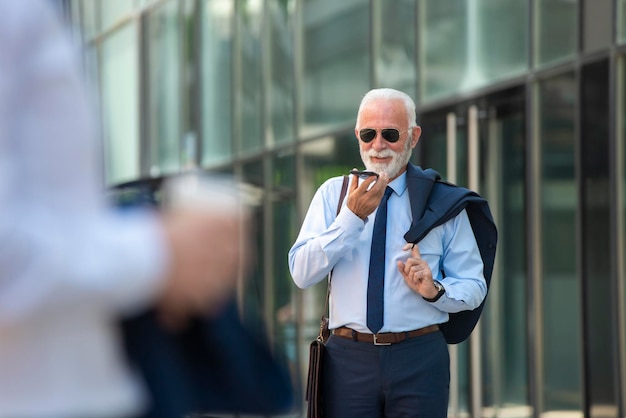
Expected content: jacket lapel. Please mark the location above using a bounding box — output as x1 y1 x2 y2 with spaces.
405 163 440 240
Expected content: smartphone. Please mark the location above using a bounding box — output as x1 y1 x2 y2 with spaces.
350 169 379 179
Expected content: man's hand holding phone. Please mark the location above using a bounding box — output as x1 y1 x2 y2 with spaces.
347 168 389 220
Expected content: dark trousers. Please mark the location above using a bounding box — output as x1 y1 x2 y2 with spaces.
323 330 449 418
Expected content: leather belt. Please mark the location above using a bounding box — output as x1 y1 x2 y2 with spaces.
333 325 439 345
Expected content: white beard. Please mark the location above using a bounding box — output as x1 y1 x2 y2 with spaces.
360 140 412 178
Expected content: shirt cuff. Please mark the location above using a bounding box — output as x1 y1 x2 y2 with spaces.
336 205 368 230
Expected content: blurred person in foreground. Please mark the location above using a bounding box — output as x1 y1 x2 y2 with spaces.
289 88 493 417
0 1 249 417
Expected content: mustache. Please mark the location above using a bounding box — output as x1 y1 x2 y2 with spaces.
365 149 396 158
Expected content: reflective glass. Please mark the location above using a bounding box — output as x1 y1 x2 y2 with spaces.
239 159 267 342
416 113 448 180
418 111 467 187
580 60 617 416
146 1 182 176
535 0 577 67
539 74 582 414
620 0 626 43
302 0 370 133
419 0 528 103
100 23 140 185
270 150 298 392
621 56 626 409
378 0 417 95
478 91 529 417
268 0 296 145
237 0 263 154
582 0 611 53
72 0 100 41
100 0 139 30
201 0 234 166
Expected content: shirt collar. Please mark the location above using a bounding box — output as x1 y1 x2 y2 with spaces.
388 171 407 197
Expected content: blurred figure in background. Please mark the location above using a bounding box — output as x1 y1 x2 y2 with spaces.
0 0 249 417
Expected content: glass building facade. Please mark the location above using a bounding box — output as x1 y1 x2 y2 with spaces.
64 0 626 417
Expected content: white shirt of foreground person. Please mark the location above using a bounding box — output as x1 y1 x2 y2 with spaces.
0 2 169 417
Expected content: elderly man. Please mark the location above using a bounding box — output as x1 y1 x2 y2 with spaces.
289 88 495 417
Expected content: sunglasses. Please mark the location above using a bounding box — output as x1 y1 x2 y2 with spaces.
358 128 407 143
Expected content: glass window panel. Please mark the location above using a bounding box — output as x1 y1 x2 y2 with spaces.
237 0 263 154
535 0 577 67
416 113 448 180
478 91 529 416
100 0 139 30
455 122 468 187
582 0 612 54
474 1 528 83
620 0 626 43
100 23 140 185
270 150 299 392
240 159 266 338
420 112 468 186
621 56 626 411
72 0 100 41
269 0 296 145
201 0 234 166
419 0 528 103
580 59 618 416
378 0 417 95
302 0 370 133
146 1 182 176
538 73 583 414
418 1 467 102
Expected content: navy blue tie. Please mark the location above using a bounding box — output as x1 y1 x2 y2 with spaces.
367 186 393 334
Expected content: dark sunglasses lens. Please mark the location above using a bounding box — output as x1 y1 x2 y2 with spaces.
359 129 376 143
381 129 400 143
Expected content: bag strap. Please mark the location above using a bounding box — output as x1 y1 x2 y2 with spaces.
319 175 349 337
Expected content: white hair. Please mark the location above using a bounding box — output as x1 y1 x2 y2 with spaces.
355 88 417 129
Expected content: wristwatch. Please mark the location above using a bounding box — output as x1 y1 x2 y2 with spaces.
423 280 445 303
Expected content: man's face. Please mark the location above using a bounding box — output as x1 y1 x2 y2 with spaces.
355 99 421 181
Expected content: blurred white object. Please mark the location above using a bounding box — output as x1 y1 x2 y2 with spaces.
163 172 262 212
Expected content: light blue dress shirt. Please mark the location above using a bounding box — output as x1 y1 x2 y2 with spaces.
289 172 487 333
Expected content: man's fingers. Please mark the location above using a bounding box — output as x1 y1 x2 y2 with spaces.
349 169 359 193
363 176 377 186
402 242 422 259
350 169 377 195
370 172 389 193
412 243 421 259
397 261 408 278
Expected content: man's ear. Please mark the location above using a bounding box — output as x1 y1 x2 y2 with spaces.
411 126 422 147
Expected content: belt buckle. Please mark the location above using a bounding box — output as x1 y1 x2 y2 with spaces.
373 334 391 346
